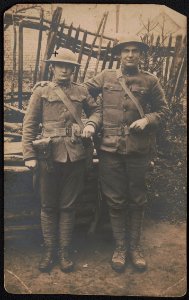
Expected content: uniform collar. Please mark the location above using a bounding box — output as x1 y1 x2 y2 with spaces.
52 79 72 89
119 65 140 77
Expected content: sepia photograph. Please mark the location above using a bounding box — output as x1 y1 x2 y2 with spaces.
4 3 187 296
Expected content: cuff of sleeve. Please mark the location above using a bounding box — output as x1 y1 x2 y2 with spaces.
85 121 97 130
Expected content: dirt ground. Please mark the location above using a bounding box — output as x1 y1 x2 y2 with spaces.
4 219 186 297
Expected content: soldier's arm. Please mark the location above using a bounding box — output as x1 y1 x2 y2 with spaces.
22 87 42 161
82 88 102 131
145 77 169 129
83 70 105 98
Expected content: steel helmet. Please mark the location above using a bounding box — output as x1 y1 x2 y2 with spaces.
112 36 149 55
45 47 80 66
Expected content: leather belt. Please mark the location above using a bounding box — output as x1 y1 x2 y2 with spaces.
42 127 72 138
103 125 130 136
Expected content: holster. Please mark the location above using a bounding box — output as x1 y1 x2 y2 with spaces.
32 137 53 172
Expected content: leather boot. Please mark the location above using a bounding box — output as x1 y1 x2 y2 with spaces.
109 208 127 272
59 210 75 272
129 206 147 271
39 208 58 272
59 246 74 273
39 248 54 272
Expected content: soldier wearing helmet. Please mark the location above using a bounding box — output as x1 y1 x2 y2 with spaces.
84 36 169 272
22 48 101 273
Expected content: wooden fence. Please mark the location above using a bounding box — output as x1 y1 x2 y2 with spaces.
4 7 187 109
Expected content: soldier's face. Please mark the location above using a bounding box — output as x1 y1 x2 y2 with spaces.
52 63 74 81
120 45 141 68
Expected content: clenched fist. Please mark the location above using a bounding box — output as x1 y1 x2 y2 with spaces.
25 159 38 170
130 117 149 132
81 125 95 138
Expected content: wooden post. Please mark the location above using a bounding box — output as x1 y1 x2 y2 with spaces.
56 20 65 50
72 25 80 52
101 40 111 71
33 8 44 85
167 35 182 100
108 40 117 69
11 14 17 103
73 30 87 82
164 34 172 85
18 21 23 109
82 13 106 81
39 7 62 81
94 12 109 76
65 23 73 48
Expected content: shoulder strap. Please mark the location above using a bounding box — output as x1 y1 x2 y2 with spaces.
53 85 84 130
116 69 145 118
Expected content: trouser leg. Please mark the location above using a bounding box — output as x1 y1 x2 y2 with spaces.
129 206 145 251
109 208 126 248
58 160 85 272
126 156 149 270
38 161 59 272
58 209 75 272
99 151 128 272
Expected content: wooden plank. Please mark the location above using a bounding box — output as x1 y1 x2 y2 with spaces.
4 104 26 115
4 12 115 41
108 40 117 69
4 166 29 173
82 13 106 81
65 23 73 48
94 12 109 75
39 8 62 80
164 34 172 85
33 8 44 85
56 20 65 50
18 22 23 109
11 14 17 103
4 122 22 131
72 25 80 52
169 35 182 77
101 40 111 71
4 154 23 163
73 30 88 82
4 142 23 155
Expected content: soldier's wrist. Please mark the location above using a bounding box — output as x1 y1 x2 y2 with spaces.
85 122 96 130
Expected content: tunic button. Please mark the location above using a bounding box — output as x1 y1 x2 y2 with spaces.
64 108 67 112
123 108 127 112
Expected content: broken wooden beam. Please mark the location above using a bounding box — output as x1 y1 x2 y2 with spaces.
4 104 26 115
4 122 22 132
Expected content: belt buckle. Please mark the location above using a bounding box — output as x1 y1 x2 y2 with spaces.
66 127 71 137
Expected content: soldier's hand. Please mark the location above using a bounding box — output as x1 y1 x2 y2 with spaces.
82 125 95 138
25 159 38 170
130 118 149 132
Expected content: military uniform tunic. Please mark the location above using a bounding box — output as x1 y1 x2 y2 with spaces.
84 67 169 209
84 68 169 156
23 80 101 162
22 80 101 210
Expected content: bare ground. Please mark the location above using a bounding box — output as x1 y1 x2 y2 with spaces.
4 220 186 297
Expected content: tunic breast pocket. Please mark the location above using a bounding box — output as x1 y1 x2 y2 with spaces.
42 97 64 121
131 86 148 99
103 84 123 105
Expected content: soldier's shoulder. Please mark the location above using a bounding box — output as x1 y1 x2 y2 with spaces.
32 81 51 92
72 81 89 95
141 70 158 81
103 68 116 74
